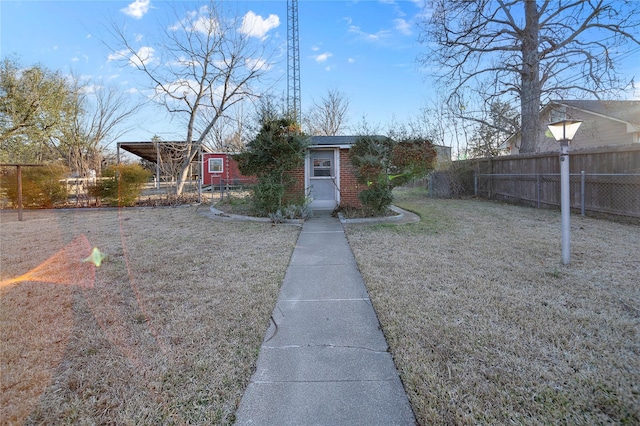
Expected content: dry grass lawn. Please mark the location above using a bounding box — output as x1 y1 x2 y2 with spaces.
346 188 639 425
1 205 299 425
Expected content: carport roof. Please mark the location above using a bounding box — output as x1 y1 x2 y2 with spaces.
117 141 213 163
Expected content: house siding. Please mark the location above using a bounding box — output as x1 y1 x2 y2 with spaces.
202 153 255 186
537 108 637 152
508 102 640 154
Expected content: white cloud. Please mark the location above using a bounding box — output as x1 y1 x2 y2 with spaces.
168 7 218 35
348 25 392 41
121 0 151 20
394 18 412 36
132 46 156 67
314 52 333 63
111 46 156 67
348 57 356 64
107 49 129 62
192 16 218 35
239 11 280 39
79 84 103 95
245 58 271 72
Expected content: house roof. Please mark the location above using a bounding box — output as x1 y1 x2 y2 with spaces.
307 135 394 147
551 100 640 126
309 135 358 146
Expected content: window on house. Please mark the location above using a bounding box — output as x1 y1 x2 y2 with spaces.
208 158 223 173
549 105 567 123
313 158 332 177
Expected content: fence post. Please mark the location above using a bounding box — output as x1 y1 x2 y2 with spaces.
537 174 541 209
474 173 478 196
580 171 585 216
220 178 224 200
429 175 434 198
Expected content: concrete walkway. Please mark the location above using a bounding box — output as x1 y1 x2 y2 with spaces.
234 211 416 425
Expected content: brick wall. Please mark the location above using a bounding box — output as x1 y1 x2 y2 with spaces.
284 166 306 204
339 149 363 208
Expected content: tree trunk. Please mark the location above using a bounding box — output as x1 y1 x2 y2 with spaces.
520 0 542 154
174 144 196 195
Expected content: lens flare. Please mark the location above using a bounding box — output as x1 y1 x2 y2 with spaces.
1 234 95 288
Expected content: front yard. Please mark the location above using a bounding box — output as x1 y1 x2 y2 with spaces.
2 189 638 425
346 188 640 424
0 206 299 424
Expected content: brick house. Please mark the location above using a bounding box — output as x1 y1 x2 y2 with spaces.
205 135 449 211
293 135 365 210
202 136 365 210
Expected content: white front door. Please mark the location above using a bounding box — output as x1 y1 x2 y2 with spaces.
307 149 338 210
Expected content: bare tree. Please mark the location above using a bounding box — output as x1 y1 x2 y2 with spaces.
109 1 274 194
59 79 138 176
304 89 350 136
419 0 640 153
198 102 250 153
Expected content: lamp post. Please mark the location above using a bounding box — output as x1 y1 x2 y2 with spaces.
547 119 582 265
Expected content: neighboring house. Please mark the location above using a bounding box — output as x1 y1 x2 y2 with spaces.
501 100 640 154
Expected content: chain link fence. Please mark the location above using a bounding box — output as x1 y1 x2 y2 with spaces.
441 172 640 218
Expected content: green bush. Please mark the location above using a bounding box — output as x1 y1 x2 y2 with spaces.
349 136 438 213
88 163 151 206
358 186 394 215
1 164 69 208
234 118 308 216
250 175 286 216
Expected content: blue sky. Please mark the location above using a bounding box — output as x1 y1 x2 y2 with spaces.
1 0 431 143
2 0 638 152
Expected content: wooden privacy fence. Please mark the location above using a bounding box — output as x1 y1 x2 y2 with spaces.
430 145 640 218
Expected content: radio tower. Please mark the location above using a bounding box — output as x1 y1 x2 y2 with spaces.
287 0 301 125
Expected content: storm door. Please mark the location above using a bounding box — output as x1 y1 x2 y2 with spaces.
308 149 338 210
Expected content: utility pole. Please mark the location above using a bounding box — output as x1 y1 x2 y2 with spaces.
287 0 301 125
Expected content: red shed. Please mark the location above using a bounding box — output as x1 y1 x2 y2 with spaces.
201 153 255 188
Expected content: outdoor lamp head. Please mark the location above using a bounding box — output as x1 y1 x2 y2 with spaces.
547 119 583 142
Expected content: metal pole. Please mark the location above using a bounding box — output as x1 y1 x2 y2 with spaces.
197 146 202 203
474 173 478 196
429 175 434 198
537 174 541 209
560 141 571 265
156 143 160 190
17 165 23 221
580 170 586 216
